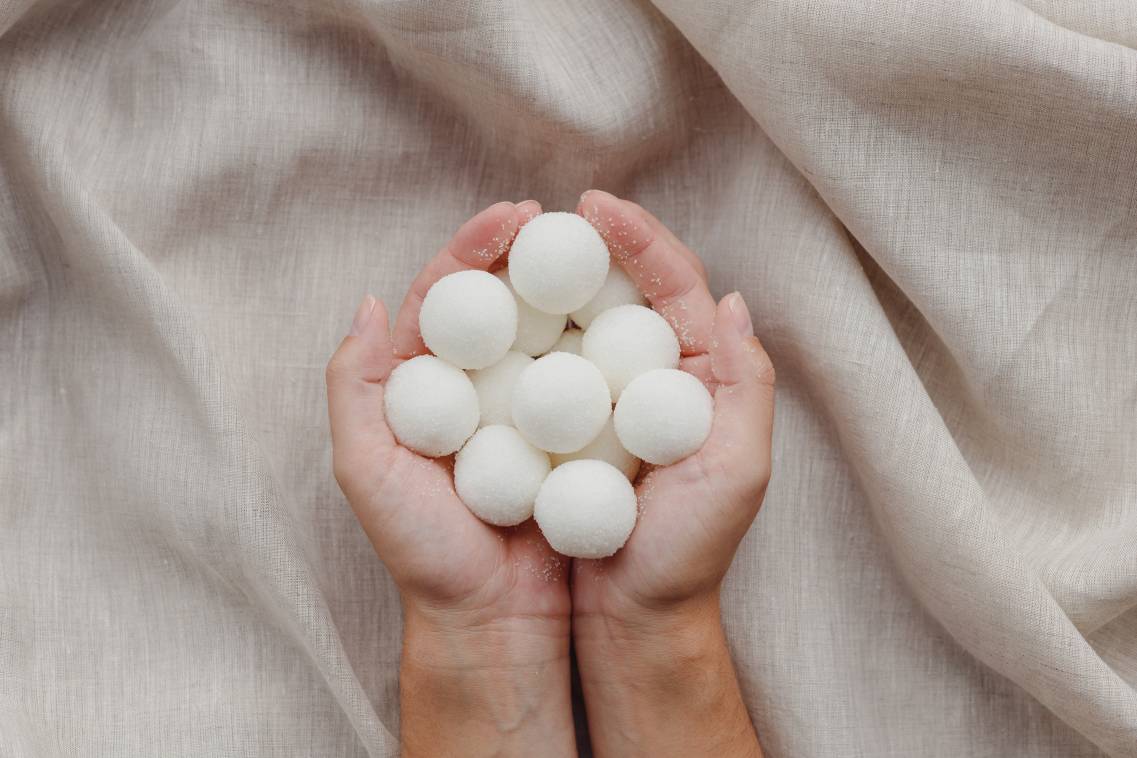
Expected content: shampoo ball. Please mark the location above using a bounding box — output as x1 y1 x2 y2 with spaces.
570 265 647 328
507 212 609 314
550 328 583 355
384 355 479 457
614 368 713 465
551 417 640 481
455 425 551 526
468 351 533 427
512 352 611 454
419 269 517 369
582 304 680 400
534 460 637 558
495 269 566 356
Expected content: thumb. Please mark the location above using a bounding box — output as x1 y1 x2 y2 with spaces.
326 295 398 472
700 292 775 498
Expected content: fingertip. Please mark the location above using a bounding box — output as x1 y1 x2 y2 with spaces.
516 200 541 222
710 293 774 389
348 294 377 337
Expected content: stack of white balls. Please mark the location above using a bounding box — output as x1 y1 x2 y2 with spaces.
383 212 714 558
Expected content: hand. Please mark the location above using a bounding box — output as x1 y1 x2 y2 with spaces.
326 200 576 757
571 189 774 757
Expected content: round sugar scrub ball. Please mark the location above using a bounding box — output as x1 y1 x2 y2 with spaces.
551 417 640 481
508 212 610 315
570 265 647 329
512 352 611 454
495 269 565 356
582 304 680 400
419 269 517 369
467 350 533 427
550 328 583 356
384 355 480 457
535 459 637 558
614 368 713 466
455 425 551 526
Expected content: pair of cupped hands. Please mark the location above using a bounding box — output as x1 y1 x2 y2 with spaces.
326 190 774 757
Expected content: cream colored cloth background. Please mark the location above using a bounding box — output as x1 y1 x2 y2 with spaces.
2 1 1135 756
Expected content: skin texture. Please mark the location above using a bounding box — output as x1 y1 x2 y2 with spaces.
327 201 577 758
326 192 773 757
573 190 772 757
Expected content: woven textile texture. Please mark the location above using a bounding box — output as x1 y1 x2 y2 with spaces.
2 1 1135 755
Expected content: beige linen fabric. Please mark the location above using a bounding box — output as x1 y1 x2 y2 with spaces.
2 1 1135 756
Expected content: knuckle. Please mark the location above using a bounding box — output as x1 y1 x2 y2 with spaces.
748 343 776 388
325 351 353 386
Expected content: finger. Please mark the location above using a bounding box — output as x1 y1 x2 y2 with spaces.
577 189 716 355
699 292 775 498
393 201 532 358
679 353 714 390
619 198 708 284
494 199 542 270
327 295 398 460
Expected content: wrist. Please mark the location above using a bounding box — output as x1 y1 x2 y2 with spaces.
573 590 724 682
400 600 576 757
573 591 762 758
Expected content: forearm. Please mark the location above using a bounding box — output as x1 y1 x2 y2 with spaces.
574 594 762 758
399 603 577 757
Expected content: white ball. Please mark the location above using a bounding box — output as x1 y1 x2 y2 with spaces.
551 417 641 481
570 265 647 328
550 328 583 356
419 269 517 369
534 460 638 558
468 351 533 427
455 425 551 526
614 369 713 465
495 269 566 356
512 352 611 454
582 304 680 400
507 212 610 315
384 355 479 457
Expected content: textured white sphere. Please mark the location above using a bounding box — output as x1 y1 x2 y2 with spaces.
570 265 647 328
582 304 680 400
512 352 611 454
468 351 533 427
384 355 480 457
614 369 713 465
495 269 566 355
535 460 638 558
550 328 583 356
455 425 551 526
551 417 641 481
507 212 610 315
419 270 517 369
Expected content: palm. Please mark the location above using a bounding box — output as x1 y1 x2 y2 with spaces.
357 439 570 619
570 190 773 618
328 201 570 623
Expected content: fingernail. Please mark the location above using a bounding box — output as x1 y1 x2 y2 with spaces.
349 294 376 336
727 292 753 338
